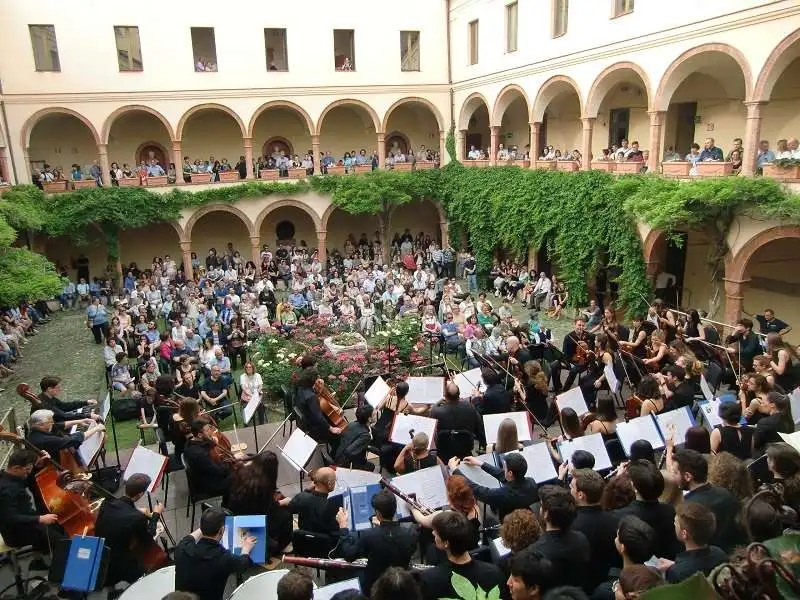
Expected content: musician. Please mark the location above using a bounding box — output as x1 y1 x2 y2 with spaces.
431 382 485 450
657 365 694 412
636 375 664 417
522 361 549 424
279 467 341 539
294 367 343 445
94 473 163 592
336 489 419 595
333 404 375 470
27 409 104 459
550 318 594 394
174 506 255 600
642 330 668 372
725 318 761 375
649 300 677 343
472 367 512 415
0 449 61 572
453 453 539 521
175 369 201 399
394 432 443 474
35 376 97 423
578 332 615 409
766 332 800 392
505 335 532 369
619 314 651 375
183 419 232 503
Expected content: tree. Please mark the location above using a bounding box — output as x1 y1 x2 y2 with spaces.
0 215 62 306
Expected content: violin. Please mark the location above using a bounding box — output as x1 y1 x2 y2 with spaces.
208 426 246 468
313 378 348 429
573 341 596 367
625 394 645 420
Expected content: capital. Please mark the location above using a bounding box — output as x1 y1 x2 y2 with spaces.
179 241 192 251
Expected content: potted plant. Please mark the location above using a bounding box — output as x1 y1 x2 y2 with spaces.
43 180 69 193
696 161 733 177
324 332 368 355
259 169 279 180
661 161 692 177
73 177 97 190
190 172 213 184
354 164 372 174
511 159 530 168
394 162 413 171
591 161 616 172
534 160 556 170
615 161 644 174
117 176 141 187
287 167 307 179
327 165 346 175
556 160 579 172
762 158 800 180
464 159 490 168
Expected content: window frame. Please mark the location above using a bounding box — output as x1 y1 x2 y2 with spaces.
552 0 569 39
400 30 421 72
190 27 218 72
264 28 289 72
612 0 634 18
114 25 143 72
333 29 356 72
28 24 61 72
468 19 479 65
505 2 518 53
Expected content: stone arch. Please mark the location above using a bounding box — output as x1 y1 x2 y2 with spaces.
532 75 584 122
134 141 170 168
491 84 532 127
101 105 175 144
317 99 382 134
254 199 323 235
754 28 800 102
183 204 255 241
725 225 800 283
247 100 315 138
381 97 445 133
585 61 653 118
457 92 491 131
653 43 754 112
20 107 100 149
176 103 247 140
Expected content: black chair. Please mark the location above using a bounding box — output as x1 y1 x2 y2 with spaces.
181 455 223 529
605 437 627 467
704 361 723 393
160 454 185 508
290 530 336 559
281 384 297 436
436 430 475 462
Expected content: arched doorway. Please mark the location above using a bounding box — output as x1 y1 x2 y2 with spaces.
262 137 293 161
385 132 410 157
459 95 491 157
136 142 168 169
382 98 442 159
177 105 246 170
258 206 318 250
317 100 380 162
532 77 583 159
118 222 182 271
189 211 252 266
492 86 531 159
249 102 314 164
104 107 174 171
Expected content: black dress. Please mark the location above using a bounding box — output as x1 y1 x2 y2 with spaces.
715 425 753 460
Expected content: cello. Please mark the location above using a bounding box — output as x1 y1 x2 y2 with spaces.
313 378 348 428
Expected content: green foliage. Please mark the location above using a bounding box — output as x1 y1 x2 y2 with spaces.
0 245 63 306
772 157 800 168
440 571 501 600
446 122 457 164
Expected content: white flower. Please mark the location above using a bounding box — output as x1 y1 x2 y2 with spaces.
288 353 297 359
245 340 252 347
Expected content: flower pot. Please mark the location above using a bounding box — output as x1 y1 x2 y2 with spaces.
393 162 414 171
354 164 372 174
72 179 97 190
591 161 616 172
287 167 307 179
534 160 556 170
615 161 644 174
661 162 692 177
327 166 346 176
190 173 212 184
464 160 489 168
696 162 733 177
117 177 141 187
762 163 800 180
43 180 68 193
556 160 580 172
259 169 279 180
143 175 168 187
218 170 240 182
323 333 368 356
511 159 530 168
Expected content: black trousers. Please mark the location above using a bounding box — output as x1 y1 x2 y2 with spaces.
549 360 586 393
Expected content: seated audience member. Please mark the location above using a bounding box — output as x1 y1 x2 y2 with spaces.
200 365 232 421
662 502 728 583
531 485 591 591
454 452 539 521
333 404 374 470
506 548 557 600
592 515 656 600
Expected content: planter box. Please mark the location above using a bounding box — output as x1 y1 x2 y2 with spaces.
190 172 212 184
287 167 307 179
615 161 644 174
591 161 616 172
143 175 169 187
327 166 346 176
762 163 800 180
324 333 368 356
43 180 69 193
72 179 97 190
661 161 692 177
218 170 240 182
393 162 414 171
534 160 557 170
354 164 372 174
259 169 279 180
464 160 489 168
556 160 580 172
511 159 530 168
117 177 141 187
696 161 733 177
416 161 437 170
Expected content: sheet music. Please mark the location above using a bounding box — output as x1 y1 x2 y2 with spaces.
123 445 168 492
280 428 318 472
507 442 558 482
698 400 724 430
558 433 613 471
700 375 715 403
453 368 483 399
243 394 261 425
391 466 448 517
656 407 696 447
390 414 437 448
779 431 800 453
365 377 391 408
604 364 621 394
100 392 111 421
457 462 502 489
791 388 800 425
483 412 531 445
616 415 664 455
405 377 445 405
77 430 104 467
333 467 382 490
315 579 361 600
475 451 498 468
556 386 589 416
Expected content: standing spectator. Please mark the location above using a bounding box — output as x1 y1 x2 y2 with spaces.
756 140 775 174
86 297 109 344
464 253 478 293
699 138 723 162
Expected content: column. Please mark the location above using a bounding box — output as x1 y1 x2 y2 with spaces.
647 111 666 174
580 118 594 171
527 247 538 272
317 230 327 268
439 130 446 165
377 133 386 169
456 129 466 161
724 278 749 325
98 143 110 186
23 147 31 185
243 137 254 180
0 148 10 184
440 221 449 248
172 140 183 185
312 134 321 175
180 241 193 279
250 235 261 265
489 126 499 166
742 101 766 177
529 122 541 167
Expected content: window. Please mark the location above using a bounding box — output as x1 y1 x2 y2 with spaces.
334 29 355 71
468 20 479 65
613 0 634 17
400 31 420 72
114 26 143 71
264 28 288 71
553 0 568 37
505 3 518 53
191 27 217 72
29 25 60 71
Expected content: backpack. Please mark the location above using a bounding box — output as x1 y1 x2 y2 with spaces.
110 395 139 422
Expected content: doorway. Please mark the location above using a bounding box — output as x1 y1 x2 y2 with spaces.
660 232 688 307
608 108 630 148
136 143 168 169
262 137 293 161
465 133 483 155
674 102 697 157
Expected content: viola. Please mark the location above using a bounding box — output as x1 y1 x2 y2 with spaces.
573 341 596 366
313 378 348 428
625 395 645 420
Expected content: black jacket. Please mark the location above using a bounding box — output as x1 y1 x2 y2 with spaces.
615 500 679 560
94 496 158 585
286 489 340 535
183 439 231 497
457 463 539 520
431 401 484 445
665 546 728 583
35 393 89 422
174 535 251 600
28 428 84 459
563 331 594 363
334 421 372 468
294 386 329 434
530 529 592 591
420 558 508 600
572 505 621 590
477 384 512 415
0 472 41 546
339 521 419 594
684 484 742 552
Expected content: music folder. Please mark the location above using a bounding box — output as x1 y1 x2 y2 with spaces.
222 515 268 564
60 535 108 592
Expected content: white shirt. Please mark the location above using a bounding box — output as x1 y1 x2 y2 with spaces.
533 277 552 295
240 372 263 399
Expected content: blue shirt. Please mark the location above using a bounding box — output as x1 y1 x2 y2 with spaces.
289 293 306 309
147 164 166 176
441 322 459 339
757 149 776 168
699 146 723 162
124 275 136 291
